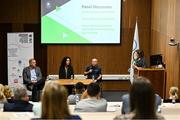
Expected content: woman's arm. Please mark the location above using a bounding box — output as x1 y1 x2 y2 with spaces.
80 90 88 100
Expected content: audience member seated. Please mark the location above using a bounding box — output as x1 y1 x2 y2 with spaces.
68 82 85 104
0 91 7 111
121 93 162 114
32 81 81 120
0 84 4 92
0 84 7 110
0 91 6 103
74 83 107 112
163 86 180 103
3 85 14 103
114 77 164 120
3 84 33 112
0 84 6 103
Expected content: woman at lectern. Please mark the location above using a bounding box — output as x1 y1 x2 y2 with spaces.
133 49 147 69
59 56 74 79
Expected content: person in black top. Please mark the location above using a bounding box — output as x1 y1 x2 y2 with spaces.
132 49 147 69
84 58 102 83
59 56 74 79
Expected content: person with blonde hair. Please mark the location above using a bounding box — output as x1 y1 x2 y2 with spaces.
169 86 179 99
0 91 6 103
0 84 4 93
0 84 6 104
3 85 14 103
38 81 81 119
0 91 7 111
164 86 180 103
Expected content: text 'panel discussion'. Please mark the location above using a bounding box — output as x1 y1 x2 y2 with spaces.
0 0 180 120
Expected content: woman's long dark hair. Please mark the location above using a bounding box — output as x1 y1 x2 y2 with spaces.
130 77 157 119
60 56 72 69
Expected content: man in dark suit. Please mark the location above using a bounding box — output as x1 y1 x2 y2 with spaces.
23 58 44 102
4 84 33 112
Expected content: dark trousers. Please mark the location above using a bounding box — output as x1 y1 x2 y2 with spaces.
26 79 45 102
31 84 41 102
96 80 103 97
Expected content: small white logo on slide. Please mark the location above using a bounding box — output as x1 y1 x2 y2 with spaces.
46 2 51 9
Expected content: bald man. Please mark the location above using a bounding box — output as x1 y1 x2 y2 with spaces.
84 58 102 83
23 58 44 102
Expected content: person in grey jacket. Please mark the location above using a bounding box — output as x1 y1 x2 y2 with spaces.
23 58 44 102
68 82 85 104
74 83 107 112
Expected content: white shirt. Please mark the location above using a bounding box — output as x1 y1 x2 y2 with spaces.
30 69 37 81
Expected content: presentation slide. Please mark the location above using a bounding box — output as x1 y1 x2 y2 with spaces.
41 0 121 44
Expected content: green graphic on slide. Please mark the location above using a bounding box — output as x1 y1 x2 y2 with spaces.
41 16 90 43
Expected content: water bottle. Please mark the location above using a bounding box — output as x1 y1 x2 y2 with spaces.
92 75 95 81
71 75 74 79
157 105 161 113
172 96 176 104
75 95 80 104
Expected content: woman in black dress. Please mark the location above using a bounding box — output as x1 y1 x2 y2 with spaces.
59 56 74 79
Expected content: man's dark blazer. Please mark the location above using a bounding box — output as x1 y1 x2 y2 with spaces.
3 100 33 112
23 66 42 85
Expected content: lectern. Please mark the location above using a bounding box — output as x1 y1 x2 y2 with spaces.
134 68 166 98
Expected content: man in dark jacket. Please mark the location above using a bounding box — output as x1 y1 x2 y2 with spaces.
4 84 33 112
23 58 44 102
